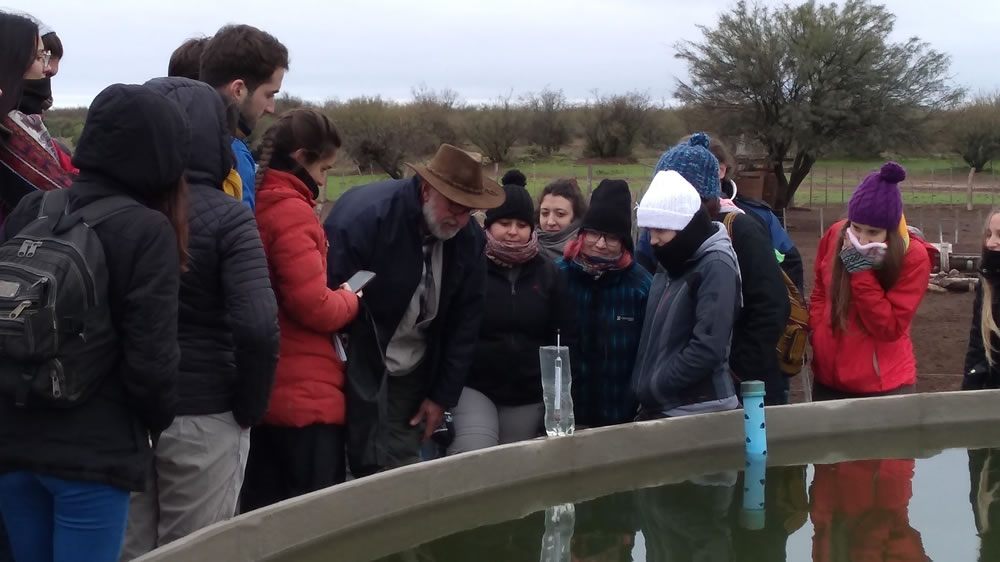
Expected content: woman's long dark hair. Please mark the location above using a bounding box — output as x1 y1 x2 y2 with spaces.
152 177 191 272
0 13 40 117
829 222 906 332
254 108 342 187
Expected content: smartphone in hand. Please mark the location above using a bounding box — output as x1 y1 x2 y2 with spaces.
345 270 376 294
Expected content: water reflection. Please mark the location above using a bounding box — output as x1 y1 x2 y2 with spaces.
809 460 928 561
376 455 976 561
969 448 1000 561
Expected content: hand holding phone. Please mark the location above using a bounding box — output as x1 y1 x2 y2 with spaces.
344 270 376 294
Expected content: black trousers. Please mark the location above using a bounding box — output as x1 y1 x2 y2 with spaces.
240 423 346 513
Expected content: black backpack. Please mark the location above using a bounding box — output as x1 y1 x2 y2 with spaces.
0 189 139 407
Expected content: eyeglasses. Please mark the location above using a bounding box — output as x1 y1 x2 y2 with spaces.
583 230 623 249
35 50 51 67
444 199 473 216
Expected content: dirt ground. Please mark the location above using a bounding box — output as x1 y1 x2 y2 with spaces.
786 204 984 402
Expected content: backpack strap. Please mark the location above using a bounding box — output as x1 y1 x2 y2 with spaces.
75 195 143 228
722 211 738 237
38 189 70 219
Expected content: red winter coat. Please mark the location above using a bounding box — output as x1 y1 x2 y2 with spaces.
809 220 932 394
256 170 359 427
810 459 928 562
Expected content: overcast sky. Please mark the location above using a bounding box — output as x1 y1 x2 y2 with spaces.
16 0 1000 108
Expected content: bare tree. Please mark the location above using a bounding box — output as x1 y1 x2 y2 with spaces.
675 0 962 209
523 88 571 155
580 91 651 159
465 94 524 163
326 97 415 179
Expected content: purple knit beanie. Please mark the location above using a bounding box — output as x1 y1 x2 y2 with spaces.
847 162 906 231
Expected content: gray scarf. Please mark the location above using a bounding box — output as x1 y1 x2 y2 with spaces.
537 220 582 262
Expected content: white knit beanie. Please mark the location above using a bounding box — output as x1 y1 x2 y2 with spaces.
637 170 702 231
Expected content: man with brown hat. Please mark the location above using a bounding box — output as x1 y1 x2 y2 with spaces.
324 144 505 476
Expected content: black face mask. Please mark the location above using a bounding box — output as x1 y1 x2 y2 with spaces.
18 78 53 115
652 206 716 277
982 249 1000 283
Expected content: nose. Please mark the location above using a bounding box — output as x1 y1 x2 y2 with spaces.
265 99 276 115
594 236 608 249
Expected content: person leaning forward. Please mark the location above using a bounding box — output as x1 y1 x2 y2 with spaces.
323 144 505 476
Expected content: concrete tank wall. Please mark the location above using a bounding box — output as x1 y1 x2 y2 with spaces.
136 390 1000 562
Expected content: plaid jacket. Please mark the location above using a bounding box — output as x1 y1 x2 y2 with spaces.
558 258 651 427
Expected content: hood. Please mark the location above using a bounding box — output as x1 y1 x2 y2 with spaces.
72 83 190 200
690 223 743 307
143 77 233 189
693 223 738 264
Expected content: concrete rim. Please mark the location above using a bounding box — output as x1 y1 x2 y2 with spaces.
136 390 1000 562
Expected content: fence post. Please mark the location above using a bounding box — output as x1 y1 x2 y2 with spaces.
809 171 814 206
819 207 824 238
949 166 955 207
931 167 935 206
825 168 829 206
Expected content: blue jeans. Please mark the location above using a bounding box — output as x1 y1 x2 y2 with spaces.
0 472 129 562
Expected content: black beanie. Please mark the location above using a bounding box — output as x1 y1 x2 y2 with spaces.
501 169 527 188
485 184 535 228
580 179 634 253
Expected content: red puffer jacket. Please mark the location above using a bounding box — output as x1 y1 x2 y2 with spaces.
256 170 359 426
809 220 932 394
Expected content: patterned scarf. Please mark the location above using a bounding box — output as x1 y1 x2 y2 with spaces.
564 233 633 278
0 114 73 221
486 228 540 268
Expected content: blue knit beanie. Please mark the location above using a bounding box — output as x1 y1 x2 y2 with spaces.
653 132 721 200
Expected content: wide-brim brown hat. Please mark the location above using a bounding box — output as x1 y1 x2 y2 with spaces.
406 144 505 210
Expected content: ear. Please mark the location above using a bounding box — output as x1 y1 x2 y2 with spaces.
290 148 308 167
225 79 247 102
420 181 432 204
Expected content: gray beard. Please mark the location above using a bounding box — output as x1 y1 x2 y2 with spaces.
422 202 461 241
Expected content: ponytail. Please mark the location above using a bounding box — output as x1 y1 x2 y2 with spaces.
253 109 342 188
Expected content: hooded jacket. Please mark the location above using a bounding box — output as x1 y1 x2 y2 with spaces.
0 84 187 491
143 78 279 427
632 224 741 417
809 220 932 394
256 169 359 426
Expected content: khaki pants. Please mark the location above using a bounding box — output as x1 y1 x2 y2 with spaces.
446 387 543 455
120 413 249 561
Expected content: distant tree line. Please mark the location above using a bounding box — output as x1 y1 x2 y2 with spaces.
44 0 997 210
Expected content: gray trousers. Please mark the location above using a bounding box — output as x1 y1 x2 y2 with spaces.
447 387 543 455
121 413 249 561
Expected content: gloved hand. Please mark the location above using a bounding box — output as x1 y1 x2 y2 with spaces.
963 362 990 390
840 245 876 273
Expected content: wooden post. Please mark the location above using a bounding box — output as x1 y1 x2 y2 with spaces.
824 168 829 206
950 166 955 206
809 171 814 206
819 207 824 238
967 167 976 212
955 207 959 245
841 169 846 204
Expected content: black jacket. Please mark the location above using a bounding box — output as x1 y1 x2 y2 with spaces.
0 84 187 491
143 78 279 427
721 211 790 405
964 281 1000 389
324 176 487 474
467 255 577 406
